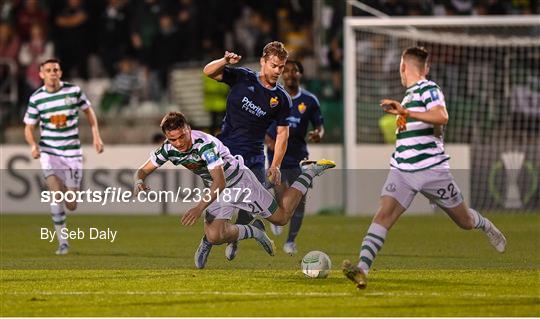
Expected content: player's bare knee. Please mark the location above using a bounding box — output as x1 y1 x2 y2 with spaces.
205 232 222 245
65 201 77 211
273 218 287 226
268 214 287 226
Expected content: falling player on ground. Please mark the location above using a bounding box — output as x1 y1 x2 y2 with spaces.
342 47 507 289
134 112 335 269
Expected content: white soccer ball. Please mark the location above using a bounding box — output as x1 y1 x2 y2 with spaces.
301 251 332 278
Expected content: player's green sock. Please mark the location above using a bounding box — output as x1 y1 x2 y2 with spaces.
469 208 492 231
291 173 313 195
51 203 68 246
236 224 262 241
357 223 387 274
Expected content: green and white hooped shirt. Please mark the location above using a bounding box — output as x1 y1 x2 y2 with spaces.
150 130 245 187
391 79 450 172
24 82 90 158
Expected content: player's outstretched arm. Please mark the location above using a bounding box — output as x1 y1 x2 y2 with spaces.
24 124 40 159
181 165 226 226
203 51 242 81
409 105 448 125
133 159 158 195
82 107 104 153
380 99 448 125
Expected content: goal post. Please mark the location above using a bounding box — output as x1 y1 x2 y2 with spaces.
343 16 540 215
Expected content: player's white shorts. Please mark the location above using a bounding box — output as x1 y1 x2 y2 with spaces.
381 167 464 209
205 169 278 222
40 152 83 189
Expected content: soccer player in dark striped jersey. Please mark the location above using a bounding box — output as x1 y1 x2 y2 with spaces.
203 41 292 260
23 58 104 255
265 60 325 255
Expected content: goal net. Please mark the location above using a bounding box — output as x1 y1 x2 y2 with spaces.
344 16 540 214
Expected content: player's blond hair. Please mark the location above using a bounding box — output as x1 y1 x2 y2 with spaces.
262 41 288 61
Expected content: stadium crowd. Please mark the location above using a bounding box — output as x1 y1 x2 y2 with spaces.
0 0 537 135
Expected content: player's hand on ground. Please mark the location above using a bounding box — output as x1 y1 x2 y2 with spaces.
94 138 104 153
380 99 407 116
224 51 241 65
267 166 281 186
181 207 203 226
30 145 40 159
307 130 321 143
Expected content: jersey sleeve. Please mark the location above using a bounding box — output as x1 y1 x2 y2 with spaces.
422 87 446 110
220 67 250 87
23 99 39 125
276 91 292 126
199 142 224 170
77 87 91 111
149 143 169 167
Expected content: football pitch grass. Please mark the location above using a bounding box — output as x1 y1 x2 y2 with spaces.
1 213 539 316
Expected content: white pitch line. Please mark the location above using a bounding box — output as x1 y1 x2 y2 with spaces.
3 291 353 297
3 291 538 299
364 291 538 299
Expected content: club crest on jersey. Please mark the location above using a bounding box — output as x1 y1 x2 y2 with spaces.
269 96 279 108
298 102 307 114
64 96 77 106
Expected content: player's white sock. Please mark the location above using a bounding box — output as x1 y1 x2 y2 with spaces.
469 208 492 231
51 203 68 246
236 224 263 241
357 223 387 274
291 173 313 195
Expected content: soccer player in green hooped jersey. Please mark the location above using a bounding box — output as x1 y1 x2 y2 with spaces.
24 58 104 255
342 47 507 289
134 112 335 269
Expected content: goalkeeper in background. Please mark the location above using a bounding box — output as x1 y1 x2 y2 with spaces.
342 46 507 289
265 60 325 255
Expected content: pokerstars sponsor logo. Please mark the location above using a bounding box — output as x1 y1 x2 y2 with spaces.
241 96 267 117
270 96 279 108
298 102 307 114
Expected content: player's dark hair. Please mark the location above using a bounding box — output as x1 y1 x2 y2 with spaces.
287 60 304 74
40 58 61 68
402 46 429 70
262 41 288 61
160 112 189 133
